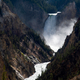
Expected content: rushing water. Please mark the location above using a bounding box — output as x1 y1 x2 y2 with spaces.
43 12 76 52
24 62 50 80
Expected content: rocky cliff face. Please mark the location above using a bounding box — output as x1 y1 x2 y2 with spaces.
0 1 53 80
12 0 48 33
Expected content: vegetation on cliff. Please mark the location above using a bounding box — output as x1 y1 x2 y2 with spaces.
3 0 57 13
3 0 80 13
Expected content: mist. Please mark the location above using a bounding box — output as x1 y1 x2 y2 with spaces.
43 14 76 52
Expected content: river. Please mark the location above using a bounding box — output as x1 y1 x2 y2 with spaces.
24 62 50 80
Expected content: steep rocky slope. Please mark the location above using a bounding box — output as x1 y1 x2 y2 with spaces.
3 0 48 33
14 0 48 33
0 52 22 80
0 2 35 79
0 1 53 80
36 18 80 80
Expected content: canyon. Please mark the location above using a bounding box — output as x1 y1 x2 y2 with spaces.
0 0 80 80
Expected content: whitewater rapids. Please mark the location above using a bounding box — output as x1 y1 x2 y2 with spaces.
24 62 50 80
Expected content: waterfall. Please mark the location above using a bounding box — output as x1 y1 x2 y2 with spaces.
43 12 76 52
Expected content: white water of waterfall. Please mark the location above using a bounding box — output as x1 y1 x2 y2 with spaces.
43 13 76 52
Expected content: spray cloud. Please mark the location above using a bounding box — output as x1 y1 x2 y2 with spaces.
43 13 76 52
